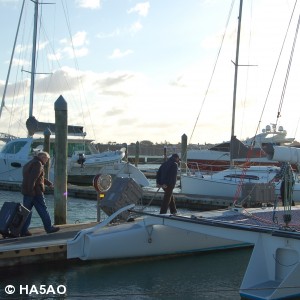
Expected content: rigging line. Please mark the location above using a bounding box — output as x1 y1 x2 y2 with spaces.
293 117 300 139
255 0 297 137
35 9 58 120
0 0 26 118
189 0 235 143
61 0 97 140
276 10 300 127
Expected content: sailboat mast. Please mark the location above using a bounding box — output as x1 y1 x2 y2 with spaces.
29 0 39 118
230 0 243 167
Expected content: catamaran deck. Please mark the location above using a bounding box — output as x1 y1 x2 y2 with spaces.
1 206 300 269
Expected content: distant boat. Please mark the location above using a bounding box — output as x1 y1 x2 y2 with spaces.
187 124 294 173
181 0 299 203
0 135 149 187
67 144 300 300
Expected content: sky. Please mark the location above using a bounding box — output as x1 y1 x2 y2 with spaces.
0 0 300 145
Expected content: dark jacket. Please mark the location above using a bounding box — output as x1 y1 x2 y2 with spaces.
21 156 52 196
156 157 178 189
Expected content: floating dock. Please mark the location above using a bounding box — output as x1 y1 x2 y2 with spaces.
0 222 96 268
0 181 234 210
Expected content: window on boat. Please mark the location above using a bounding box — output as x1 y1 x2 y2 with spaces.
68 142 93 157
29 140 94 157
1 141 27 154
31 140 48 155
224 174 260 180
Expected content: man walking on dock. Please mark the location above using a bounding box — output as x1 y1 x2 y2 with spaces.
156 153 180 215
21 151 59 236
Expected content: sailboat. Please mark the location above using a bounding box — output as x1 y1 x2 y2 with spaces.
180 0 300 203
46 2 300 297
0 0 149 187
67 145 300 299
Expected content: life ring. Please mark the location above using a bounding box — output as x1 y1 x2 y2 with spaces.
93 174 112 193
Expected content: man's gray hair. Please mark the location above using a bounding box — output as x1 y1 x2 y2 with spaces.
37 151 50 159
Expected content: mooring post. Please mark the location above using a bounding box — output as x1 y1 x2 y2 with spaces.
135 141 140 167
181 134 187 174
123 143 128 162
54 95 67 225
43 127 51 180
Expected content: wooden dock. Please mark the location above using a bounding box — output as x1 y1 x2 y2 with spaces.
0 181 235 268
0 222 96 268
0 181 233 210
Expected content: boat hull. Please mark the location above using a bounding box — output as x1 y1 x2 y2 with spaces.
180 166 300 202
67 219 248 261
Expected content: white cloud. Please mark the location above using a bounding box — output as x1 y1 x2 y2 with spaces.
58 31 89 59
61 31 89 48
11 58 30 67
96 28 121 39
48 52 62 62
129 21 143 34
128 2 150 17
108 48 133 59
66 47 89 58
75 0 101 9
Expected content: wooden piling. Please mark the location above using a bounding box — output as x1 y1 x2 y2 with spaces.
123 143 128 162
54 95 67 225
135 141 140 167
181 134 187 173
43 127 51 180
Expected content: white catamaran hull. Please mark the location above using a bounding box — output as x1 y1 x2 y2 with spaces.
68 221 245 261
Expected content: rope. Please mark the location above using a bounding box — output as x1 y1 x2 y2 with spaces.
276 7 300 127
189 0 235 143
256 1 297 132
232 2 299 206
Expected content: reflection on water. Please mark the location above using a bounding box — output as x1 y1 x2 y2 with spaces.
0 190 98 227
0 190 250 299
0 248 251 299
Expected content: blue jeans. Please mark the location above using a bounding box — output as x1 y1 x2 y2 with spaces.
22 194 53 234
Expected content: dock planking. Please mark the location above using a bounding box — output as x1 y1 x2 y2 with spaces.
0 181 234 268
0 222 97 268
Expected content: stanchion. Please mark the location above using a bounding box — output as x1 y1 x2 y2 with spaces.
93 174 113 222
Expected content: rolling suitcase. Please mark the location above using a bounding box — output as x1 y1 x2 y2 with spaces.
0 202 30 238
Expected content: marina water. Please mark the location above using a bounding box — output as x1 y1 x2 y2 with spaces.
0 190 251 299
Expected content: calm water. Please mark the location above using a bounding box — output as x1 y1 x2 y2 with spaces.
0 190 251 299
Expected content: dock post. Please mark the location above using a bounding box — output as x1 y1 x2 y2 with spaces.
135 141 140 167
43 127 51 180
163 146 167 162
54 95 67 225
123 143 128 162
181 134 187 174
